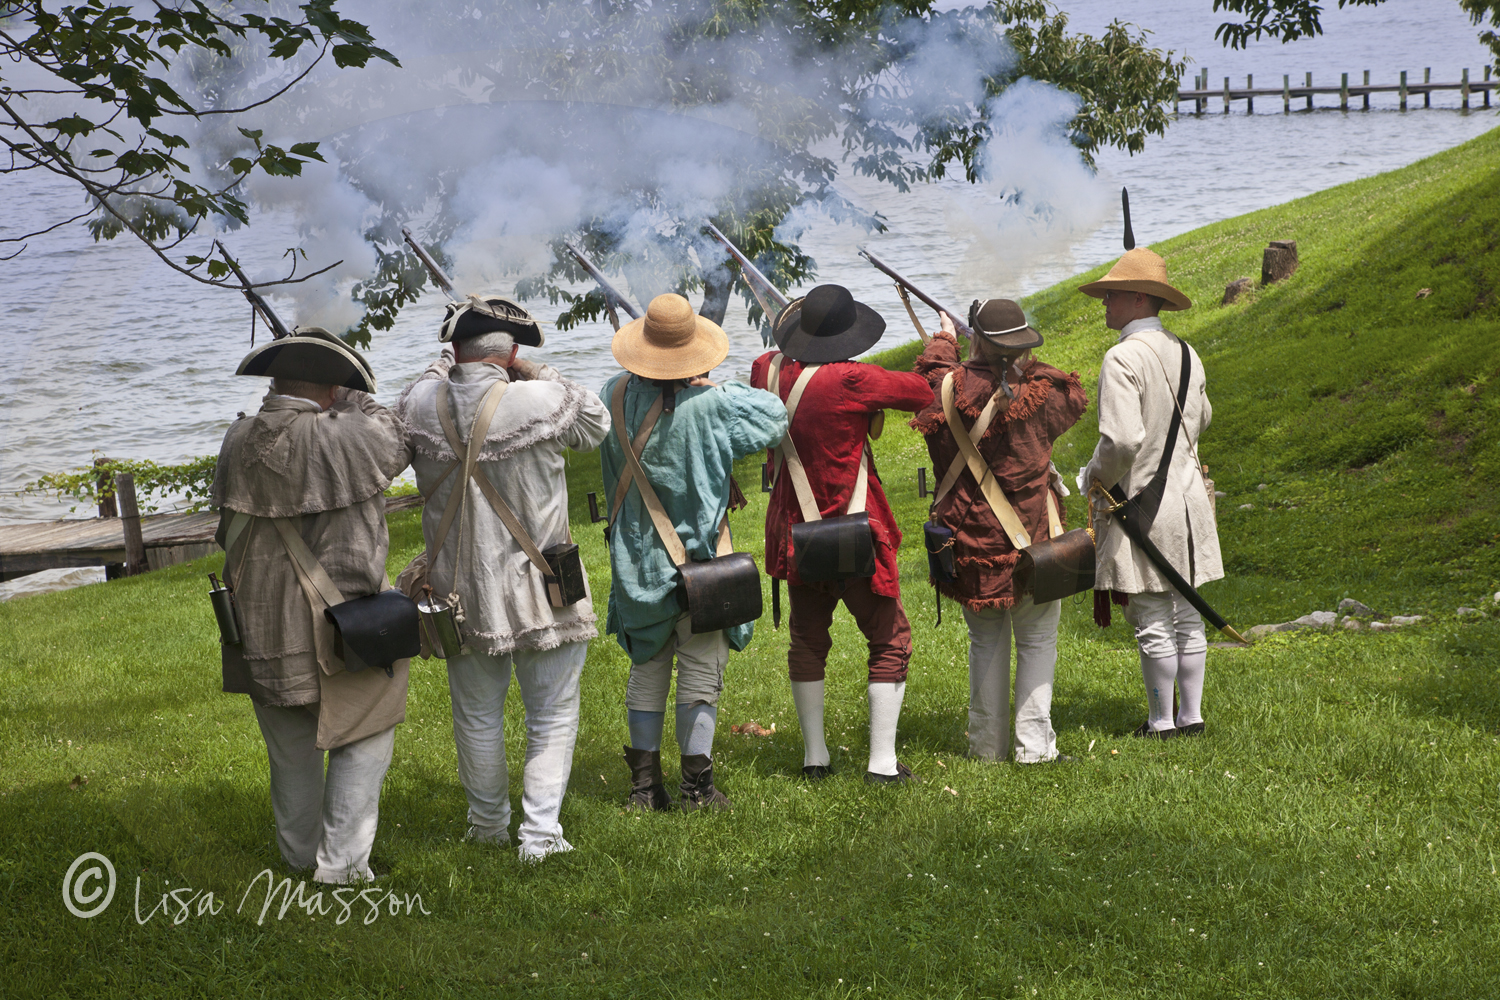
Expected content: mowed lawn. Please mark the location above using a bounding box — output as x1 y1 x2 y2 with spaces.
5 128 1500 998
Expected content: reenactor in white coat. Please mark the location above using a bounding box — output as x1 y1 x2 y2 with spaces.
1077 249 1223 739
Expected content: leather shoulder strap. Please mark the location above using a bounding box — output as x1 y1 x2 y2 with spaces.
941 372 1032 550
772 357 870 520
932 372 1005 506
456 380 560 579
609 378 688 566
271 516 348 609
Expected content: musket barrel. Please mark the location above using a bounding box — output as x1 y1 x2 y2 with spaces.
214 240 292 340
704 223 790 313
401 227 457 300
564 242 641 321
858 249 973 340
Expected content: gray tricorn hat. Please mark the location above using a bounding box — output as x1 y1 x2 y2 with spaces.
440 293 544 347
234 327 377 393
968 298 1043 351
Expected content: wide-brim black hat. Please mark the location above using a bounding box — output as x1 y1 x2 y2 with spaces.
440 294 544 347
235 327 376 392
969 298 1043 351
772 283 886 363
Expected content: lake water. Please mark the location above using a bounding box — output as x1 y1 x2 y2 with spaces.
1 0 1495 531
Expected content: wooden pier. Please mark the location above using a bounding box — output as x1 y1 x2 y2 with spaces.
0 494 424 583
1177 67 1494 113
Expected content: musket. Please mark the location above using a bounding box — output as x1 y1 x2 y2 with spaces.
563 241 640 331
215 240 292 342
703 222 789 320
1091 480 1248 645
401 226 458 301
857 248 973 340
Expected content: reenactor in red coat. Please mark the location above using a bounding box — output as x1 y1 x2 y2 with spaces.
750 284 934 783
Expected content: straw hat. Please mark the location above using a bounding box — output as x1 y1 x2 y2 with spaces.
968 298 1043 351
1077 248 1192 311
440 293 544 346
235 327 377 392
772 284 886 363
612 293 729 380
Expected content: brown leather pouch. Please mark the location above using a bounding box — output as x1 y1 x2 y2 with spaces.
1014 528 1096 603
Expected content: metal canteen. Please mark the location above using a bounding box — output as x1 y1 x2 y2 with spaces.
416 593 465 659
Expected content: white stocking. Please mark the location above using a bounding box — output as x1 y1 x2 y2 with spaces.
867 681 905 776
791 680 830 767
1175 650 1206 727
1140 654 1178 732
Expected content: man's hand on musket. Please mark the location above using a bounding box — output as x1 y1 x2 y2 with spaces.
937 313 959 343
509 356 541 381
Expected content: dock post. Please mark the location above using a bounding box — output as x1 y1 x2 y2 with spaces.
1487 66 1492 108
1305 72 1313 110
1196 70 1204 114
1463 68 1470 110
1247 74 1254 113
1400 70 1407 110
1340 72 1348 111
1223 75 1230 114
1283 74 1290 113
1425 67 1431 108
94 457 117 519
114 472 148 577
1363 70 1370 110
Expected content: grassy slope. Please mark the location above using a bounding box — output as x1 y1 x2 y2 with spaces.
3 129 1500 999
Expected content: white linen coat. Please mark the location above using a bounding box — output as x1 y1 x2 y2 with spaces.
398 357 609 656
1081 317 1223 594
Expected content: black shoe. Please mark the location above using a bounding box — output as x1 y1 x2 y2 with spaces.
801 764 833 780
622 746 673 812
1176 722 1206 737
865 761 918 785
1131 720 1177 740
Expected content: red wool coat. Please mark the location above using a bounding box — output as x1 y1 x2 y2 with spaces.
911 333 1088 610
750 352 934 596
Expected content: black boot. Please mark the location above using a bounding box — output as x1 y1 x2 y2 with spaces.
623 746 672 812
679 753 731 812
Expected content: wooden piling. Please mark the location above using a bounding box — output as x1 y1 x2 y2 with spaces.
1400 70 1407 110
114 473 147 577
1487 66 1493 108
1340 72 1348 110
1425 68 1431 108
1283 74 1290 113
1363 70 1370 110
1462 67 1470 109
1305 72 1313 110
1247 74 1254 113
93 458 117 519
1223 76 1230 114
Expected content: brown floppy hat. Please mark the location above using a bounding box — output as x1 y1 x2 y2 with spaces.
1077 247 1192 311
611 293 729 380
235 327 377 392
969 298 1043 351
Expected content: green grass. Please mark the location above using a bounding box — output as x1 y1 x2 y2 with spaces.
5 128 1500 998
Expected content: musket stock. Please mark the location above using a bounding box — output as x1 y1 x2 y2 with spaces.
401 227 458 300
563 242 641 329
214 240 292 341
858 248 973 340
703 222 790 320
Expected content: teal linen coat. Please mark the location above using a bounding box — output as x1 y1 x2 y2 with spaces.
601 374 788 663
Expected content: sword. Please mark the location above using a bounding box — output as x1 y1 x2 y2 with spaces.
1092 480 1248 644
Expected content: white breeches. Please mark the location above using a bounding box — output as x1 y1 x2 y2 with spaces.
1121 588 1208 658
962 597 1062 763
445 640 586 861
253 703 395 884
625 615 729 710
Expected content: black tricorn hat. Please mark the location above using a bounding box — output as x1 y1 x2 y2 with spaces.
771 283 886 363
968 298 1043 351
440 293 544 347
235 327 376 392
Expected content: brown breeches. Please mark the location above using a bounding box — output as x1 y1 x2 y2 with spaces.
786 578 913 684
